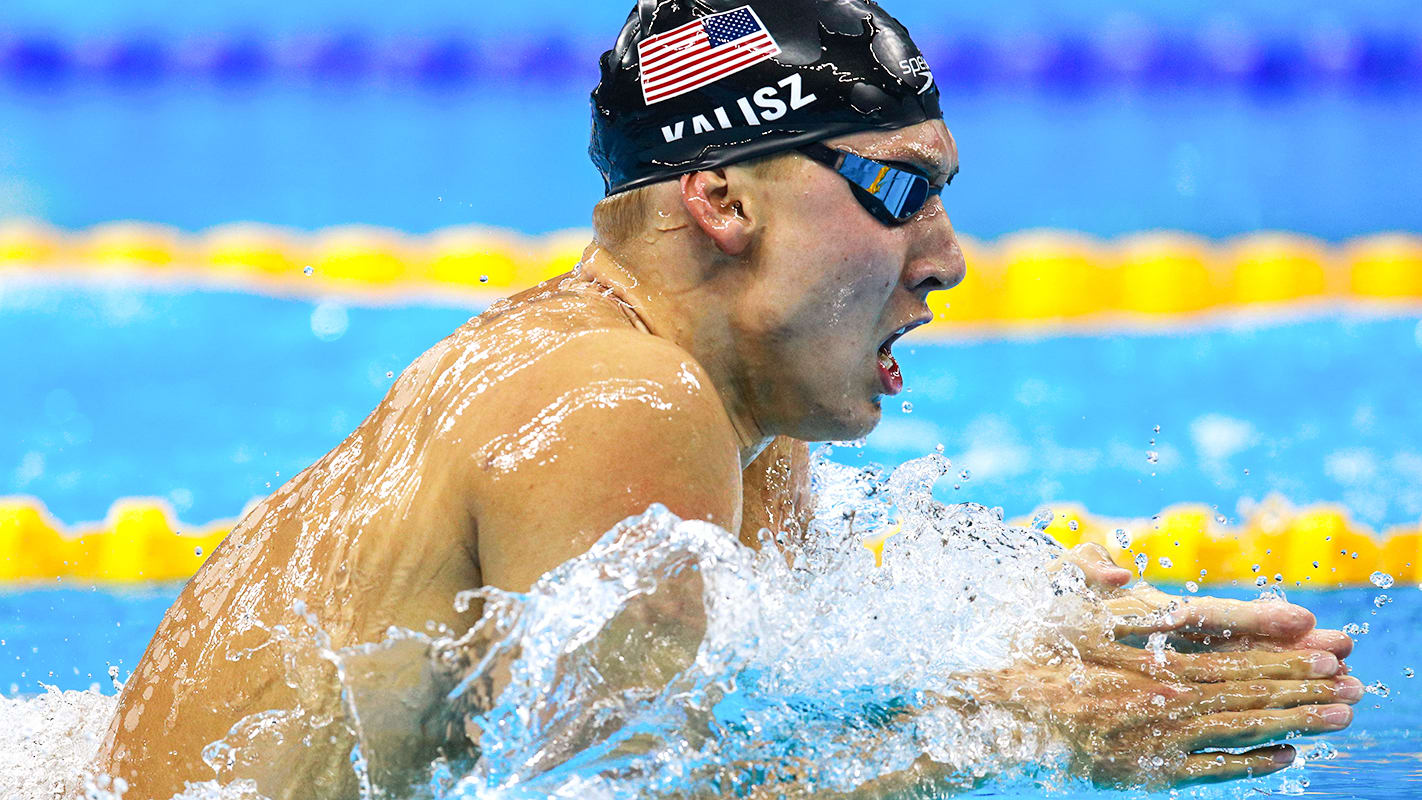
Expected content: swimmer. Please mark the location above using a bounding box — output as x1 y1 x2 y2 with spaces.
94 1 1358 797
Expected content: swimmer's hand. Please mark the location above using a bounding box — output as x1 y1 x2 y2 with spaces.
1054 542 1132 588
977 615 1361 788
1062 543 1354 659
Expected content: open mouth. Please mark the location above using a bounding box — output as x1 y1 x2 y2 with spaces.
876 318 929 396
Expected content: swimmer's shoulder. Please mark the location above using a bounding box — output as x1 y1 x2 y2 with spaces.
472 324 734 450
461 325 743 584
439 276 725 429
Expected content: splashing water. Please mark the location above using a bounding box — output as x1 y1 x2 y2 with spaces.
422 452 1087 798
0 687 119 798
1 452 1298 798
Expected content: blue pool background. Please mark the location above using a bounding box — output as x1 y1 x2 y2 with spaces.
3 0 1422 796
1 288 1420 798
3 287 1422 531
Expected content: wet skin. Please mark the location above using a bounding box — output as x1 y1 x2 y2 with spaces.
94 120 1354 798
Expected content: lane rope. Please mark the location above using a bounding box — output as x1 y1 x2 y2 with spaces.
2 494 1414 587
2 28 1419 88
3 222 1419 327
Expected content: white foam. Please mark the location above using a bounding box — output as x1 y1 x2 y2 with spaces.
0 686 118 799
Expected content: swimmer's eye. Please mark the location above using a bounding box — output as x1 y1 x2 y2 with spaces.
796 143 947 225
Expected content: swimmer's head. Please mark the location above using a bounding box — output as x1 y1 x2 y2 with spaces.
590 0 941 196
589 1 964 441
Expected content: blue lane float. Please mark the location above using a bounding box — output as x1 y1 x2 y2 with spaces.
1 27 1418 88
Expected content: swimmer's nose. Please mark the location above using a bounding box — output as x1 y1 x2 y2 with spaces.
904 221 967 298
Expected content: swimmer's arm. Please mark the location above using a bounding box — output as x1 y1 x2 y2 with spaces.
470 330 744 594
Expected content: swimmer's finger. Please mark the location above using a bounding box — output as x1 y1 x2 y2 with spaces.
1063 543 1132 588
1166 596 1316 640
1178 705 1353 751
1166 627 1353 659
1172 746 1296 786
1289 628 1354 658
1183 676 1363 714
1093 643 1339 681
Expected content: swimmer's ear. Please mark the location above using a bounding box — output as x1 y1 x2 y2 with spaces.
679 169 753 257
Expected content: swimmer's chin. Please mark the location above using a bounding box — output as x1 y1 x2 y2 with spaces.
822 402 883 443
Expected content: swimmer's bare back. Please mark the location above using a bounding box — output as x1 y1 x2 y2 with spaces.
93 262 811 800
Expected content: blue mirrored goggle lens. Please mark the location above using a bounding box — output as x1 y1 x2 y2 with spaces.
836 151 931 222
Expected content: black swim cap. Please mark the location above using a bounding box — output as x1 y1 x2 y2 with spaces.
590 0 942 196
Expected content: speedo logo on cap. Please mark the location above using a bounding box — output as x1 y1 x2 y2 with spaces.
637 5 782 106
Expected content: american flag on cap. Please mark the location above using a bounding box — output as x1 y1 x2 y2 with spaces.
638 6 782 106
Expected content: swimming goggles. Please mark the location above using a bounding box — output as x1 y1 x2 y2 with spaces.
795 142 944 226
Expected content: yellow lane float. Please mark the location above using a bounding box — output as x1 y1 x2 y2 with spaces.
1 495 1415 586
0 498 228 583
1023 497 1416 588
2 222 1419 328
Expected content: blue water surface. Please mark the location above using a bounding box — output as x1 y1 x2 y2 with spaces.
3 283 1420 530
5 0 1421 38
2 83 1418 239
1 584 1416 798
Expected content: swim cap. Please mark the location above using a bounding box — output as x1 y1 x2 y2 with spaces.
590 0 941 196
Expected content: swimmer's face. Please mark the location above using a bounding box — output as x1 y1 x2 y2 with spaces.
736 119 965 441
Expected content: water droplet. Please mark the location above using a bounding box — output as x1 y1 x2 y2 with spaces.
1133 552 1148 574
1374 594 1392 608
194 546 203 556
1255 576 1267 587
1274 573 1283 583
934 443 945 454
1031 509 1054 531
1185 580 1199 593
1115 528 1130 549
303 265 314 276
1342 622 1369 636
1404 667 1414 678
479 275 490 284
1158 556 1173 569
1251 563 1261 573
1310 741 1339 760
1215 514 1227 524
1364 680 1390 698
901 401 913 413
1146 451 1159 464
1153 425 1161 434
1370 571 1395 589
959 469 971 481
1312 561 1320 568
1243 468 1250 475
386 371 394 379
310 301 350 342
1068 520 1079 532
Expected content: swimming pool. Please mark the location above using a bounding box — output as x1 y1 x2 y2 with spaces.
1 282 1419 797
3 0 1420 794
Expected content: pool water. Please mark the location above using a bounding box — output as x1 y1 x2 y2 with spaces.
3 0 1419 793
1 283 1420 797
1 536 1418 797
4 285 1420 528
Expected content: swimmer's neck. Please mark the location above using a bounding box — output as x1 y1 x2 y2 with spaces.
574 242 773 468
